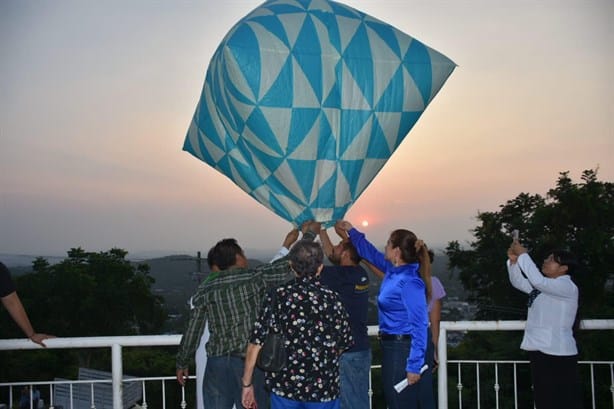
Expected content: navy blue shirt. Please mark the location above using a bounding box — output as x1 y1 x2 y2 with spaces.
0 262 17 297
319 265 370 352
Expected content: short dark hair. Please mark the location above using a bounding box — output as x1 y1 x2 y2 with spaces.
207 238 244 270
289 240 323 278
340 240 361 264
552 249 578 275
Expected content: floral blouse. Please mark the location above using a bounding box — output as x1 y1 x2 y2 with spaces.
250 276 353 402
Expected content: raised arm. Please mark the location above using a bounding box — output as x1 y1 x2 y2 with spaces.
517 253 577 297
338 221 388 270
334 220 349 241
263 223 318 285
361 259 385 279
507 244 532 294
269 227 300 263
319 228 334 260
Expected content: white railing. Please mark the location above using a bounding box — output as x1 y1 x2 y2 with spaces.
437 319 614 409
1 320 613 409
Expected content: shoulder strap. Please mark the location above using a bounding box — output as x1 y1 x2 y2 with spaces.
267 287 278 327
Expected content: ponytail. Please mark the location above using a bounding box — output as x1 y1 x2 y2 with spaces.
417 244 433 303
389 229 433 302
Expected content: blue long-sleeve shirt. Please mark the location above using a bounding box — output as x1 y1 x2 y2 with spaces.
348 228 428 373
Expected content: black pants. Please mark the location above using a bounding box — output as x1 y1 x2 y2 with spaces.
529 350 582 409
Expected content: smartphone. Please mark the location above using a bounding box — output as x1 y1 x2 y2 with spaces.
512 229 520 241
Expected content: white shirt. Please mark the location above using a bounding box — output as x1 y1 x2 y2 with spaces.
269 247 289 263
507 253 578 356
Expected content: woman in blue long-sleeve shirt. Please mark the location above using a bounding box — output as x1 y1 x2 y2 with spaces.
338 221 432 409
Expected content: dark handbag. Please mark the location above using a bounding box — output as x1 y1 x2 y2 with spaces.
256 289 287 372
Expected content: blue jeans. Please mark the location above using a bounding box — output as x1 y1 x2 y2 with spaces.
271 393 340 409
380 337 420 409
203 355 267 409
339 349 371 409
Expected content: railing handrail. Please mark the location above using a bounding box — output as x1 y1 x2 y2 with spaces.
0 334 182 350
436 319 614 409
440 318 614 331
4 319 612 349
1 319 612 409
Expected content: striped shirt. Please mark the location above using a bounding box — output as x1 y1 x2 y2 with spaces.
176 259 294 368
176 232 314 369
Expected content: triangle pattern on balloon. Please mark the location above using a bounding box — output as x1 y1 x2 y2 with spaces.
184 0 456 227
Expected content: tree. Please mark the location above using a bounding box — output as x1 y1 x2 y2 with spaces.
445 169 614 407
15 247 167 337
446 169 613 322
0 247 169 381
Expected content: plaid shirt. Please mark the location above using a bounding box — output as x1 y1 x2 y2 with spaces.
176 232 315 369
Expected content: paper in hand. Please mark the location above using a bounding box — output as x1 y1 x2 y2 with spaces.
394 364 429 393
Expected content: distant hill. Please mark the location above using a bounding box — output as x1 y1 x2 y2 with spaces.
140 254 266 317
143 250 469 325
0 253 65 270
3 250 470 328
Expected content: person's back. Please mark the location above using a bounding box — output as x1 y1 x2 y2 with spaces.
191 267 271 356
176 236 300 409
241 239 353 409
319 264 371 409
319 265 370 352
269 277 351 401
318 227 372 409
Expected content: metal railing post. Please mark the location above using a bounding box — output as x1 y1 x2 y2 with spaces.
111 343 123 409
438 327 448 409
1 322 613 407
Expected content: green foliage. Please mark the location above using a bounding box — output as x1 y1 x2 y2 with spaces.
445 169 614 407
0 247 169 382
16 247 166 337
446 169 614 322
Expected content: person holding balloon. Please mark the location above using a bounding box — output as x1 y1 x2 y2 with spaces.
362 248 444 409
337 221 432 409
241 239 353 409
175 227 317 409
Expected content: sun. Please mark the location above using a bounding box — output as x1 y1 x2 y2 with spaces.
361 220 369 227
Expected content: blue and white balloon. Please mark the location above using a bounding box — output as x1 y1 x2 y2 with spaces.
184 0 456 226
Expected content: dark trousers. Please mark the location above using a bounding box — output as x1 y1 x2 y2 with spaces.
417 330 435 409
529 350 582 409
380 337 420 409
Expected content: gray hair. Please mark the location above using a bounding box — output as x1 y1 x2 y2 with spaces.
288 240 323 278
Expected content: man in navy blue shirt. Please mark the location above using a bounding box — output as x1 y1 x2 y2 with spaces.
318 225 371 409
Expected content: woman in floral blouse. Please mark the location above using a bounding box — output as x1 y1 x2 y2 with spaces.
242 239 353 409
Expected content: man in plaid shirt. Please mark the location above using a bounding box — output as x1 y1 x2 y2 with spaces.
176 226 317 409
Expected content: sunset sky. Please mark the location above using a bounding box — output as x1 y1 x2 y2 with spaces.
1 0 612 258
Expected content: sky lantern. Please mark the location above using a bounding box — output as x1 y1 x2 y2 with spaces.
184 0 456 227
